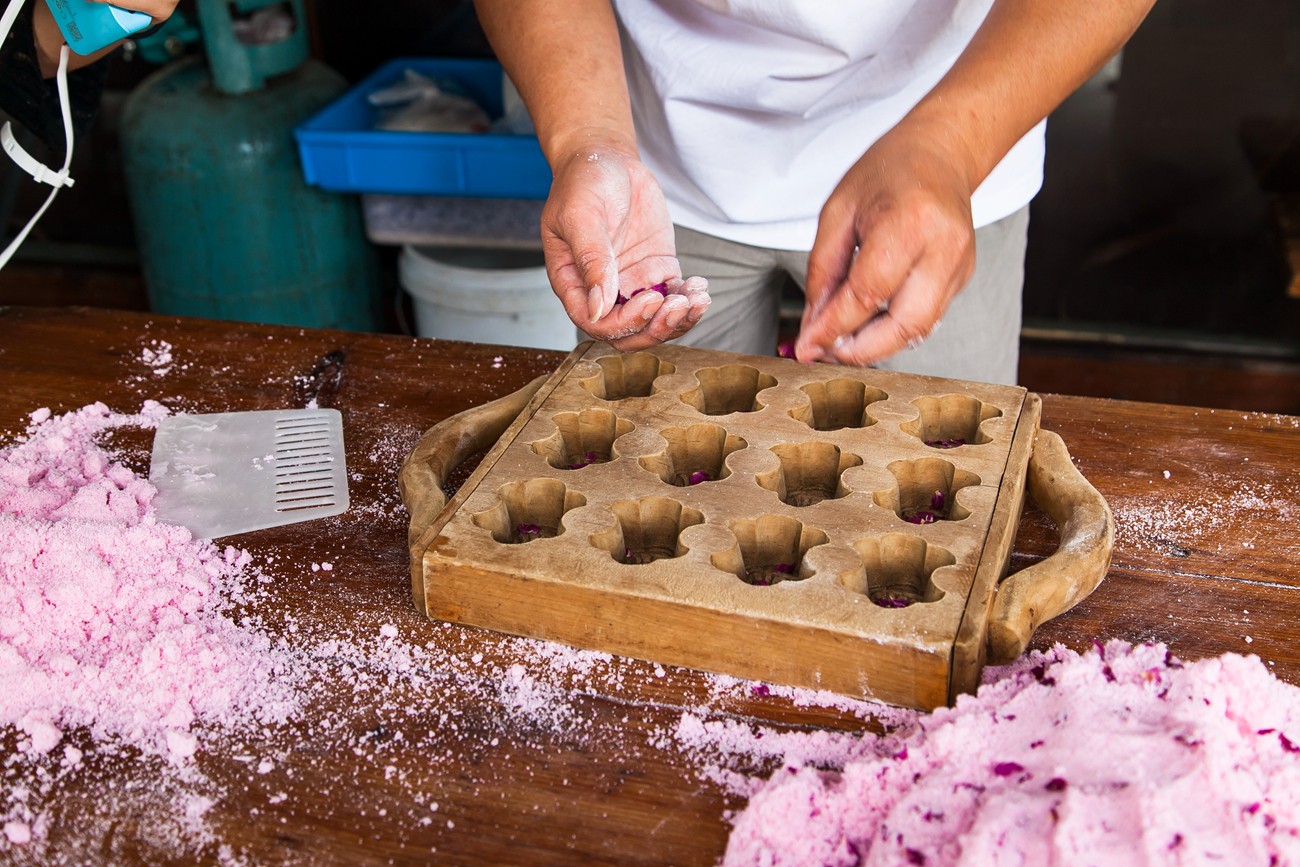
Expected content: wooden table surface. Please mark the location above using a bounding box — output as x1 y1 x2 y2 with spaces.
2 306 1298 866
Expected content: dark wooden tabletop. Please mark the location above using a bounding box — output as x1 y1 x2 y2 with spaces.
2 306 1297 866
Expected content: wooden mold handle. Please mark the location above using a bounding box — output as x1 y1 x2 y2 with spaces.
985 429 1115 665
398 375 547 547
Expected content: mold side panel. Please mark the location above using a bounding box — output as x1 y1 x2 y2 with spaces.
949 393 1042 702
422 558 953 710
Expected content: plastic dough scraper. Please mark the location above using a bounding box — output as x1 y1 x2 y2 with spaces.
149 408 349 540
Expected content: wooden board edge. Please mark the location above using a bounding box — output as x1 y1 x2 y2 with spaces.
947 391 1042 703
420 559 954 711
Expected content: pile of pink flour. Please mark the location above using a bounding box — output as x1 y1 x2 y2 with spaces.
720 640 1300 865
0 402 300 766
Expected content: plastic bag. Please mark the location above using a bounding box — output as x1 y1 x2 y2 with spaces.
489 75 536 135
367 69 491 134
233 6 295 45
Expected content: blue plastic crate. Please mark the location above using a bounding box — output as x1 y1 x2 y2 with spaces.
295 58 552 199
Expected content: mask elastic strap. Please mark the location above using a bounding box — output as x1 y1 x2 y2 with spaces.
0 40 74 270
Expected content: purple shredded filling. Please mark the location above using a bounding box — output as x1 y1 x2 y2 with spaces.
614 281 670 305
777 340 796 359
904 510 938 525
930 490 945 511
993 761 1025 777
747 563 795 586
688 470 712 485
751 683 770 696
874 595 912 609
1045 777 1068 792
1280 733 1300 753
568 450 600 469
924 437 966 449
516 523 542 537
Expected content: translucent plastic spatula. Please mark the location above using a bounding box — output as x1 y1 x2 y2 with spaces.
149 408 349 539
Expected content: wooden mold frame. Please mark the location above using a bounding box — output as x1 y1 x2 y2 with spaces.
408 342 1040 711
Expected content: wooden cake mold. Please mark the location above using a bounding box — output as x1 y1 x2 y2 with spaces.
399 341 1114 711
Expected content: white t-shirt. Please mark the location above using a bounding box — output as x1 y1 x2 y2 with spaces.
612 0 1046 250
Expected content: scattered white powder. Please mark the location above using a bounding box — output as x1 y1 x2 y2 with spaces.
1110 477 1295 557
139 340 175 375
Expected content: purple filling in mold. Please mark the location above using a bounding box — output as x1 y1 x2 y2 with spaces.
568 450 601 469
904 490 948 525
924 438 966 449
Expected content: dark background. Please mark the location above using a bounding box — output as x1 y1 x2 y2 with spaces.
2 0 1298 412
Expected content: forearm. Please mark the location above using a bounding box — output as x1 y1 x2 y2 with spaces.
901 0 1155 193
473 0 637 166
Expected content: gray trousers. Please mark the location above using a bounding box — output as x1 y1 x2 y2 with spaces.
670 207 1029 385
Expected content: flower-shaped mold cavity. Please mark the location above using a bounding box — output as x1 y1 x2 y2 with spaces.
873 457 979 524
844 533 954 608
579 352 676 401
682 364 777 416
712 515 828 586
638 422 746 487
471 478 587 544
531 408 633 470
590 497 705 565
790 378 888 431
901 394 1002 449
756 442 864 507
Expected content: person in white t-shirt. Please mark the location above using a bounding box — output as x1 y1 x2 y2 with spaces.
473 0 1154 383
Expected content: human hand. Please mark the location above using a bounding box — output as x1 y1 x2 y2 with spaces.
542 144 710 352
794 118 977 366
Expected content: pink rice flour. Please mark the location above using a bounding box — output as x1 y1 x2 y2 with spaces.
0 402 300 762
718 640 1300 866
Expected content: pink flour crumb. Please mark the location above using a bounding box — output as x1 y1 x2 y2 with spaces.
721 640 1300 866
0 403 302 770
3 821 31 845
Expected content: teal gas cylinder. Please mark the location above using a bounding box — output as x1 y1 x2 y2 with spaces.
120 0 381 330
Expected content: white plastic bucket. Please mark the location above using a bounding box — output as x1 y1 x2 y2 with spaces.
398 245 576 351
